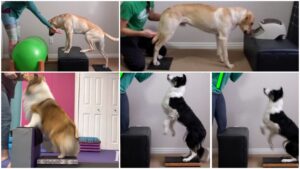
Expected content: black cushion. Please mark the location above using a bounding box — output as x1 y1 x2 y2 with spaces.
121 127 151 168
218 127 249 168
244 36 299 71
243 2 299 71
58 47 89 71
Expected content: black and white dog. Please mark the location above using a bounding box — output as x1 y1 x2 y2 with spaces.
162 74 208 162
261 87 298 163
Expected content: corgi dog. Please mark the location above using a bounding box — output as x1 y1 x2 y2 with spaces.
22 74 79 159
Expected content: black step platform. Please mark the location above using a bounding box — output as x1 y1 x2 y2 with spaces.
262 157 298 168
58 47 89 71
147 57 173 70
37 156 79 168
164 156 202 167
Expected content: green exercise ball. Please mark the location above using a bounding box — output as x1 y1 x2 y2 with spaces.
12 36 48 71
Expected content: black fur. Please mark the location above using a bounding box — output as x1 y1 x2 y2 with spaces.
168 74 186 88
270 111 299 158
264 87 283 102
169 97 206 159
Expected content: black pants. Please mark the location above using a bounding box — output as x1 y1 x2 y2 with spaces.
121 93 129 133
121 36 167 71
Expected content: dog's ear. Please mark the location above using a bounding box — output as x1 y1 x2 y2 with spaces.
182 74 186 84
280 87 283 96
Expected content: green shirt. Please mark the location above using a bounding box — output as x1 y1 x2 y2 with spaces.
121 1 154 31
212 73 242 94
2 1 52 28
121 73 152 93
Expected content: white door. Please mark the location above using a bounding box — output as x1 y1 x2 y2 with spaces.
77 73 119 150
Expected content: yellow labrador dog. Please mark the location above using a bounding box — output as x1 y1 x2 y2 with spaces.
152 4 254 69
49 13 119 67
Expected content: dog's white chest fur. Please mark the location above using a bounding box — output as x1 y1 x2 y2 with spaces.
162 86 185 119
23 81 54 120
262 99 283 131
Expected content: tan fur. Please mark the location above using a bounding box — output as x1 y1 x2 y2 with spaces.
49 13 119 68
23 74 79 158
152 3 255 69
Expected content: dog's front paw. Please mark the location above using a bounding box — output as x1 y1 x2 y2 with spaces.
64 50 70 54
58 154 65 159
171 131 176 137
182 157 191 162
153 59 160 66
260 126 265 135
158 55 163 59
226 63 234 69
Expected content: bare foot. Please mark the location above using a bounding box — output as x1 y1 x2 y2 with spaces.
1 149 9 161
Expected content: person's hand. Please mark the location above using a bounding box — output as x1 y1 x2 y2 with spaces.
4 73 18 80
141 29 157 38
50 26 62 35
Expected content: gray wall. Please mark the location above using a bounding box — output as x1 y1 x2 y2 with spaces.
212 73 299 154
146 1 293 44
127 73 210 153
2 1 119 58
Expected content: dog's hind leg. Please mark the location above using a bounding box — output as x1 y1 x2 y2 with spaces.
183 150 197 162
80 32 95 53
153 17 179 66
96 36 109 68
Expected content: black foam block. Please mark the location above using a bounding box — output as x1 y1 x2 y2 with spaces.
262 157 298 168
92 64 112 71
164 156 202 167
58 47 89 71
147 57 173 70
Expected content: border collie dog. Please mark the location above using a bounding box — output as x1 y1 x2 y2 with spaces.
261 87 298 163
162 74 208 162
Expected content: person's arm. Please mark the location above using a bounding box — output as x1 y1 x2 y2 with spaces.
148 10 160 21
230 73 243 82
120 19 156 38
135 73 152 82
26 2 51 28
120 2 156 38
26 2 60 34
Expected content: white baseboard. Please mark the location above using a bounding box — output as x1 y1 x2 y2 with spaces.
1 53 119 59
166 42 243 49
213 148 286 155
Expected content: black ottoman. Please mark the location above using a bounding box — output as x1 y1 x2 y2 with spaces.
218 127 249 168
121 127 151 168
58 47 89 71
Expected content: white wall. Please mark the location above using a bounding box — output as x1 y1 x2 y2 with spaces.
127 73 210 154
2 1 119 58
146 1 293 47
212 73 299 154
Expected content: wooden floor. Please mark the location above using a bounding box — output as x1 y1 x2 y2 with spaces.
2 58 119 71
212 153 295 168
150 154 210 168
121 49 252 71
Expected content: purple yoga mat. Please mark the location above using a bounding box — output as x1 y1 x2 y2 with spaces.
80 149 100 152
80 144 100 147
41 150 117 163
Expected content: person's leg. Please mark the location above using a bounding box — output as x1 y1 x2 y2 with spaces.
121 37 146 71
215 93 227 134
138 37 167 57
1 86 12 161
212 93 217 121
121 93 129 133
1 12 19 58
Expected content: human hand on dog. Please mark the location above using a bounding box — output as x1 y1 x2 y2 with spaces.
50 26 62 35
142 29 157 38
